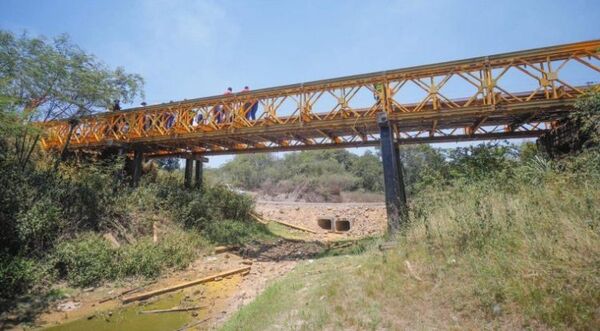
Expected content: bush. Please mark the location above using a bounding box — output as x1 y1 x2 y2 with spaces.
52 233 115 287
0 254 44 300
16 198 62 255
52 229 209 287
201 219 269 245
176 185 255 231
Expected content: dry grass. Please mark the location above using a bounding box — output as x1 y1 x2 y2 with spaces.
221 171 600 330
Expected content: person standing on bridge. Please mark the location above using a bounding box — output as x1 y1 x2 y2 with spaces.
240 86 259 121
111 99 121 111
213 87 233 124
223 87 233 122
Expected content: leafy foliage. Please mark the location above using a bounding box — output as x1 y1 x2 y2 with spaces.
572 89 600 146
0 30 144 167
52 230 208 287
0 30 144 119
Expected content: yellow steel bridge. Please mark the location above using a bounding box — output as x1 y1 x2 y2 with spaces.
41 40 600 157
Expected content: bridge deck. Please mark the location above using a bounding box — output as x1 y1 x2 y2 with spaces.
40 40 600 157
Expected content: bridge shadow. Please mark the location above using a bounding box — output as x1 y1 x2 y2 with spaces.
0 289 65 330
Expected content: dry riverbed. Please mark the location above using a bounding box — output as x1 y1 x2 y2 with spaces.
11 201 386 330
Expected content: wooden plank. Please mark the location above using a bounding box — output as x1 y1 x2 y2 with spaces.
270 219 317 234
98 280 157 304
121 266 251 304
140 306 204 314
249 212 269 225
214 245 236 254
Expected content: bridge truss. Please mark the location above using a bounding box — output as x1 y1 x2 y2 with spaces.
41 40 600 157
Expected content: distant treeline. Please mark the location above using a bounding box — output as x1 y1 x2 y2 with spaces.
206 141 540 202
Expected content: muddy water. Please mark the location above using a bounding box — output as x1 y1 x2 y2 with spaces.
43 275 242 331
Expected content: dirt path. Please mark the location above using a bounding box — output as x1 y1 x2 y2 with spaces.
21 201 386 330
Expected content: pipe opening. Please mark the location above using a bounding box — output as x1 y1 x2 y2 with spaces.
335 219 351 232
317 217 333 230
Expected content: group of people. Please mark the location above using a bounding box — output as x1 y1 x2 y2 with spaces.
107 83 389 133
107 85 261 131
212 86 259 123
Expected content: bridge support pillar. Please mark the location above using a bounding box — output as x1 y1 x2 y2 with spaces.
195 159 203 188
394 145 408 206
132 150 143 187
184 158 193 188
377 112 408 234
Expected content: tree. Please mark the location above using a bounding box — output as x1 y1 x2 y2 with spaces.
572 89 600 147
349 150 383 191
221 154 278 189
0 30 144 167
397 145 447 192
446 142 518 181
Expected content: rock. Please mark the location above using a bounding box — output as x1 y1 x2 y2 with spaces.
492 304 502 316
57 301 81 312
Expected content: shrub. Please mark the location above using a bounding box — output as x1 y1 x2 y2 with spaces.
16 198 62 255
0 254 44 300
52 233 115 287
117 230 207 278
52 229 209 287
201 219 270 245
177 185 255 230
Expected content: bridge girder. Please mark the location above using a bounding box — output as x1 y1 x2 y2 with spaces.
39 40 600 156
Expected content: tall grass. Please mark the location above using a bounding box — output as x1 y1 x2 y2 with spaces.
222 155 600 330
404 171 599 328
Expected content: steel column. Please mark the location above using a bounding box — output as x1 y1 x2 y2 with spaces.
378 112 407 233
132 150 143 187
394 144 408 206
195 159 203 188
184 158 193 188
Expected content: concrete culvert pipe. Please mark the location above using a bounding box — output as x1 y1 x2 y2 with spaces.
317 217 333 230
335 219 351 232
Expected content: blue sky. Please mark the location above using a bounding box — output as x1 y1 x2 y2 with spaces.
2 0 599 167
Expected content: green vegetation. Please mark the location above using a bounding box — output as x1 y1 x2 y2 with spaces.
2 27 599 329
52 229 207 287
222 150 600 330
222 93 600 330
212 150 384 202
0 31 270 313
213 138 526 201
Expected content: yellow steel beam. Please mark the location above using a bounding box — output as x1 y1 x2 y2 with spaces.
40 40 600 156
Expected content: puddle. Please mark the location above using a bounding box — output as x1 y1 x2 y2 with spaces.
42 274 242 331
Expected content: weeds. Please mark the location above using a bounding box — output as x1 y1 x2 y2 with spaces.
52 229 209 287
223 152 600 330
